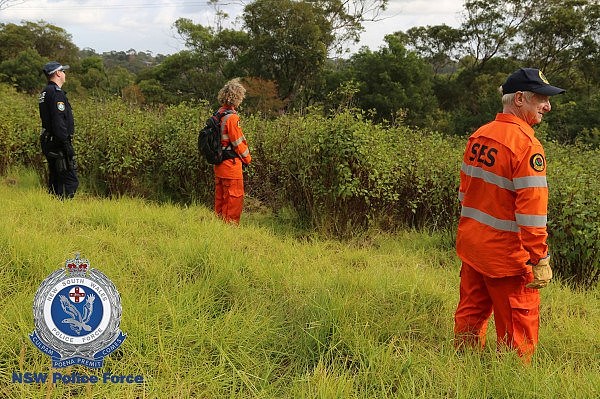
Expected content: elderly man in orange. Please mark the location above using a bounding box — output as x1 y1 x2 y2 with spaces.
213 78 252 224
454 68 565 361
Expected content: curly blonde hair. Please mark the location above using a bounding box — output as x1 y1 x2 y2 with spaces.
218 78 246 107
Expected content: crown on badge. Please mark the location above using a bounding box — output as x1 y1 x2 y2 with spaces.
65 253 89 277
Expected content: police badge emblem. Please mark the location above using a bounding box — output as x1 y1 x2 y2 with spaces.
30 254 126 368
530 153 546 172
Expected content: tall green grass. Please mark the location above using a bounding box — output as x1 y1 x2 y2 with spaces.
1 169 598 398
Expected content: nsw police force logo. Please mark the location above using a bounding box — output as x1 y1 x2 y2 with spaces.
30 254 126 368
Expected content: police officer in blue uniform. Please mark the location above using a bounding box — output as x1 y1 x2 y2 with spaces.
39 61 79 198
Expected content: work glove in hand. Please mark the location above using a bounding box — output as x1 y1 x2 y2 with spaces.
526 255 552 289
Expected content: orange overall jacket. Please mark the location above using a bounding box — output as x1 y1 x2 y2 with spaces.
456 113 549 278
213 106 251 179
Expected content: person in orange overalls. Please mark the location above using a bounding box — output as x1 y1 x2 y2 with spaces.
454 68 565 360
213 78 252 224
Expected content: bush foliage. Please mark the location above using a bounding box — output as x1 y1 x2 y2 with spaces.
244 111 462 233
0 84 597 287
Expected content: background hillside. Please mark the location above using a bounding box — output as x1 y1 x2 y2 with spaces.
0 169 598 398
2 0 600 146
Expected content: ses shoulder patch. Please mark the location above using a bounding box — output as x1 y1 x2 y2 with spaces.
57 102 65 111
530 153 545 172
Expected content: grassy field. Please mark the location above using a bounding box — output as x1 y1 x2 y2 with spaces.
0 168 598 398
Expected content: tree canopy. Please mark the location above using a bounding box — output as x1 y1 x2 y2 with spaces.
0 0 598 146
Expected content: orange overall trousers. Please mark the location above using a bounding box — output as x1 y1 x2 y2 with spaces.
454 262 540 361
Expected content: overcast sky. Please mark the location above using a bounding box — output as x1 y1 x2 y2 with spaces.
1 0 465 56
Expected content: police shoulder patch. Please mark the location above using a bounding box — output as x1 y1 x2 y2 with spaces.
57 102 65 111
529 153 545 172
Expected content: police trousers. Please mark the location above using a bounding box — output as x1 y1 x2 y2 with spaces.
454 262 540 361
47 157 79 199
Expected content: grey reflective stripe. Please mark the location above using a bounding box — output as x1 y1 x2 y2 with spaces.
458 191 464 202
461 163 514 191
513 175 547 189
461 206 520 232
515 213 547 227
231 135 245 147
240 148 250 157
220 113 234 140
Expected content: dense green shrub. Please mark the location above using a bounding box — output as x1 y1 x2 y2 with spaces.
73 98 214 201
246 110 462 234
546 142 600 287
76 99 160 196
0 85 597 287
151 101 214 203
0 84 41 176
545 95 600 147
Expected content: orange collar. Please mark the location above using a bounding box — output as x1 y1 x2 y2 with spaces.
495 113 535 138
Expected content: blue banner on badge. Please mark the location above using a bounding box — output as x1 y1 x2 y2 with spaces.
30 254 126 368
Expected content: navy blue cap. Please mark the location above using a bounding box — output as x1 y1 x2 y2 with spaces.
502 68 565 96
43 61 70 76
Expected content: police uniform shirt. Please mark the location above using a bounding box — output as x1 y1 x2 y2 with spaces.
39 82 75 156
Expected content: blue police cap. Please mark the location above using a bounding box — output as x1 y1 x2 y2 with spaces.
502 68 565 96
43 61 70 76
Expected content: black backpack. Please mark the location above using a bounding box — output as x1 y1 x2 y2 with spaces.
198 110 237 165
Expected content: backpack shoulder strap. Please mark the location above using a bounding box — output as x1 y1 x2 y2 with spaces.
218 109 236 131
219 110 239 156
215 109 236 118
